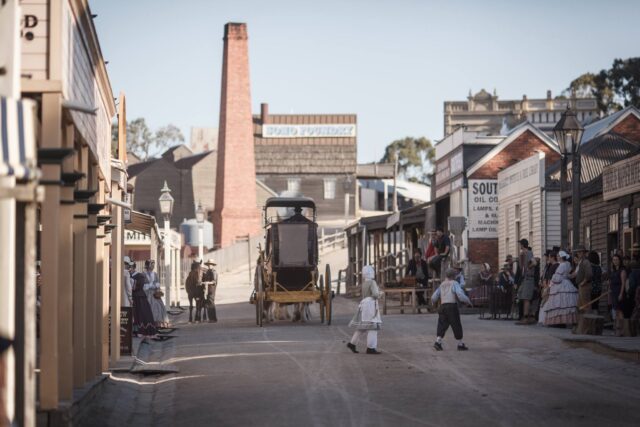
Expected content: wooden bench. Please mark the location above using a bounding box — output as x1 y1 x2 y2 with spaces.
381 287 430 314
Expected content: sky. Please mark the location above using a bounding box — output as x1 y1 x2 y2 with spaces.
91 0 640 163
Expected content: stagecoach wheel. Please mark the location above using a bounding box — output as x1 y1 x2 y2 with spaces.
319 274 325 324
325 264 332 325
255 265 264 327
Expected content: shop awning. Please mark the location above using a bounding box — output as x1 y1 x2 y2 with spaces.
0 97 38 180
126 210 158 235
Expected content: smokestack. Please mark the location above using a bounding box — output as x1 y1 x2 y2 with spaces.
261 103 269 124
212 23 261 248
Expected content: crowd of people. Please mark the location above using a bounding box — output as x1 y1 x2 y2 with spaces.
121 255 220 338
478 239 640 335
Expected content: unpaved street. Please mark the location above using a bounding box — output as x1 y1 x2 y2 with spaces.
83 295 640 427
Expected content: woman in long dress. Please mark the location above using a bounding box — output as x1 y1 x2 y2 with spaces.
144 260 169 327
541 251 578 326
347 265 382 354
132 272 158 338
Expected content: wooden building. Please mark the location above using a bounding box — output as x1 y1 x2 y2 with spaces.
551 107 640 268
254 103 357 220
128 146 275 237
433 122 560 275
497 152 561 263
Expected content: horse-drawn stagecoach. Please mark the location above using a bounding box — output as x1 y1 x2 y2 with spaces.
250 197 332 326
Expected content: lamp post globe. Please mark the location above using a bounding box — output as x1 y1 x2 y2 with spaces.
553 107 584 251
159 180 174 219
195 202 205 224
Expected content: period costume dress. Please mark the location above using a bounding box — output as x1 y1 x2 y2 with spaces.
541 260 578 326
132 272 157 337
144 268 169 327
348 266 382 353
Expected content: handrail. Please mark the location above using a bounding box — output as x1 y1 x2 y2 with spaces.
318 230 346 253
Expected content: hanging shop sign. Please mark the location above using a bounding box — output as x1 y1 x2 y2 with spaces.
603 153 640 201
262 124 356 138
468 179 498 238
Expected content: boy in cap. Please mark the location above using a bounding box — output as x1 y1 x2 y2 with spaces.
431 268 473 351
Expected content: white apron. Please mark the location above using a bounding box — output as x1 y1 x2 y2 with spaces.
349 297 382 330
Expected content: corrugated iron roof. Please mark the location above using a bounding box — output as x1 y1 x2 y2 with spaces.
548 132 640 198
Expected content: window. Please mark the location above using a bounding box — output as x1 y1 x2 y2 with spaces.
515 204 521 221
287 178 301 193
608 212 619 233
622 207 629 228
323 178 336 200
528 201 534 230
636 207 640 227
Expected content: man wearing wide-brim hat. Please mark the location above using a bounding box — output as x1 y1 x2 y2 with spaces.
571 244 592 313
202 259 218 323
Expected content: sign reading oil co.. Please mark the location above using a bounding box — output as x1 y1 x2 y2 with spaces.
468 179 498 238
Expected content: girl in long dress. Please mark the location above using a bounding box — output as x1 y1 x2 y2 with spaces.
144 260 169 327
132 272 158 338
347 265 382 354
541 251 578 326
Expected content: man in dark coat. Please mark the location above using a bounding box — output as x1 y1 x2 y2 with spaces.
202 259 218 323
407 249 429 305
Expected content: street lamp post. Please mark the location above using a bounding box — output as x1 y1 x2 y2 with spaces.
159 181 174 307
553 107 584 251
195 201 205 262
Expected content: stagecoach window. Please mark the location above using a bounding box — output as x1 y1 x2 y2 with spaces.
277 224 312 267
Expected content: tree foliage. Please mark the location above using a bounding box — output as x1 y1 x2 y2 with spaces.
567 57 640 115
111 118 185 161
379 136 435 184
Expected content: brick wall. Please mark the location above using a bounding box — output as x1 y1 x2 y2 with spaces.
468 239 499 272
613 114 640 142
470 130 560 179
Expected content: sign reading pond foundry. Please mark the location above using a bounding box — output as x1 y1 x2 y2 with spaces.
468 179 499 238
262 124 356 138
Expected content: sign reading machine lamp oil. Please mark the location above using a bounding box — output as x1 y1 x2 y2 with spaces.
468 179 499 238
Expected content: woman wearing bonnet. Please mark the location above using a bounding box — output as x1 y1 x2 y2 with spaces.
347 265 382 354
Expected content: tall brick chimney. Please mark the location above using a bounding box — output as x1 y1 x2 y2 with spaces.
212 23 261 248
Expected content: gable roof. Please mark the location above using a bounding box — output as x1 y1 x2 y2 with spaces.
127 158 159 178
547 125 640 198
174 151 214 169
580 106 640 144
466 121 559 176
